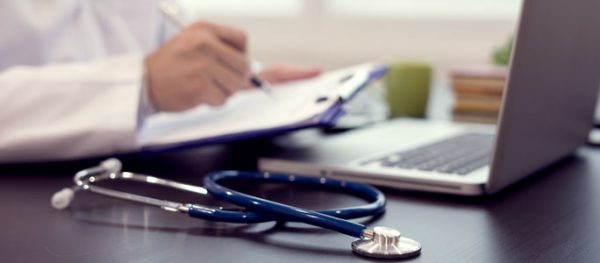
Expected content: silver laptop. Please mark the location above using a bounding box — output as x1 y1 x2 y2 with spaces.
258 0 600 196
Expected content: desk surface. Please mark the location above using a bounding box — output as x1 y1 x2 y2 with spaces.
1 135 600 263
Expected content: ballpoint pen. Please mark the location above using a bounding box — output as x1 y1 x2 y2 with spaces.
158 1 273 94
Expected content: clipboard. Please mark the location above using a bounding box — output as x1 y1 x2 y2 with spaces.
137 63 388 153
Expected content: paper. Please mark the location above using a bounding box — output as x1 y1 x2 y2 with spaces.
138 63 377 147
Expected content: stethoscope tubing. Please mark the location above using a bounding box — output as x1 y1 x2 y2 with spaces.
53 158 386 238
52 159 421 259
202 171 386 238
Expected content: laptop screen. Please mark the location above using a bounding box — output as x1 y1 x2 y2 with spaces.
487 0 600 193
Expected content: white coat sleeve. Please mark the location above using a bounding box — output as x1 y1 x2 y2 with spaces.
0 54 145 164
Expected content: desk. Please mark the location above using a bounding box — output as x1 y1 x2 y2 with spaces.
1 136 599 263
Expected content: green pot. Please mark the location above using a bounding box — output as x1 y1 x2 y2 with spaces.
385 62 432 118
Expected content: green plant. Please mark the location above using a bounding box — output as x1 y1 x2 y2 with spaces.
492 36 513 66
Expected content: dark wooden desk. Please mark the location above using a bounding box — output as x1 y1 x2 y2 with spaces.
1 136 599 263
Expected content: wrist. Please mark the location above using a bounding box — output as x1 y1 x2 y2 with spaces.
142 55 160 113
139 60 158 119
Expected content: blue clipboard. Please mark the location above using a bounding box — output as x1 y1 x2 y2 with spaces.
138 64 388 154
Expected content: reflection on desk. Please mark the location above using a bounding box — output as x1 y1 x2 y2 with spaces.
0 141 599 262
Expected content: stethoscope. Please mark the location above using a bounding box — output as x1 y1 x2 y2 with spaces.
52 158 421 259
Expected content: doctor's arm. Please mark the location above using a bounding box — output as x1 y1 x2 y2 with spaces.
0 54 145 164
0 21 319 164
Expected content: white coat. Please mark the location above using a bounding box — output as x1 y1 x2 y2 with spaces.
0 0 176 163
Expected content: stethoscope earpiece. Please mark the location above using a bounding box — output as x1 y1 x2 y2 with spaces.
51 188 75 210
99 158 122 174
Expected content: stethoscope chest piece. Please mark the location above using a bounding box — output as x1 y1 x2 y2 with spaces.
351 226 421 259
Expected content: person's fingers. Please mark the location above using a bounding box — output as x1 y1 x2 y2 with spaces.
194 79 229 107
209 61 247 94
146 21 252 111
211 24 247 52
187 28 249 77
259 65 321 84
209 39 250 77
190 21 247 52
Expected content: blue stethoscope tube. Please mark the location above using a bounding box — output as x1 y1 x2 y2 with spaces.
195 171 386 238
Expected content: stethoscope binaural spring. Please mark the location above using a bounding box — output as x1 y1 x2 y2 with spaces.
51 158 421 259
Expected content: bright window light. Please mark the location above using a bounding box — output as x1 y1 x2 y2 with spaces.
325 0 522 20
178 0 304 17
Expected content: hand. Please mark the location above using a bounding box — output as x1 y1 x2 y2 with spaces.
145 21 250 112
257 64 321 85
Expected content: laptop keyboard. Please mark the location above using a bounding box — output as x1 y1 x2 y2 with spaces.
361 133 494 175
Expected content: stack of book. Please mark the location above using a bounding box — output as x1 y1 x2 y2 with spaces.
450 67 508 124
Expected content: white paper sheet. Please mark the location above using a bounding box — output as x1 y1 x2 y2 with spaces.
138 63 376 147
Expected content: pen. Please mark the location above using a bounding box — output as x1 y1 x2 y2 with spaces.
158 2 273 94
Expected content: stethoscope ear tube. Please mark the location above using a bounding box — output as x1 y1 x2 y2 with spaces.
203 171 385 238
187 205 269 223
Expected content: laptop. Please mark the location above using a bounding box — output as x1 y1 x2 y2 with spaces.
258 0 600 196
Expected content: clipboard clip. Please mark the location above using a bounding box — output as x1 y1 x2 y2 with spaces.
337 70 371 101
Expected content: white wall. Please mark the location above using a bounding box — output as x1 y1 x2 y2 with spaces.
223 18 517 70
181 0 520 70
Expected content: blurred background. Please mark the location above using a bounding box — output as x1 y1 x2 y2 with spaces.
178 0 521 69
175 0 599 143
176 0 523 122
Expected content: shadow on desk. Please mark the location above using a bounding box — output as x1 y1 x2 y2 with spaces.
62 201 387 258
373 148 600 262
1 142 599 262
